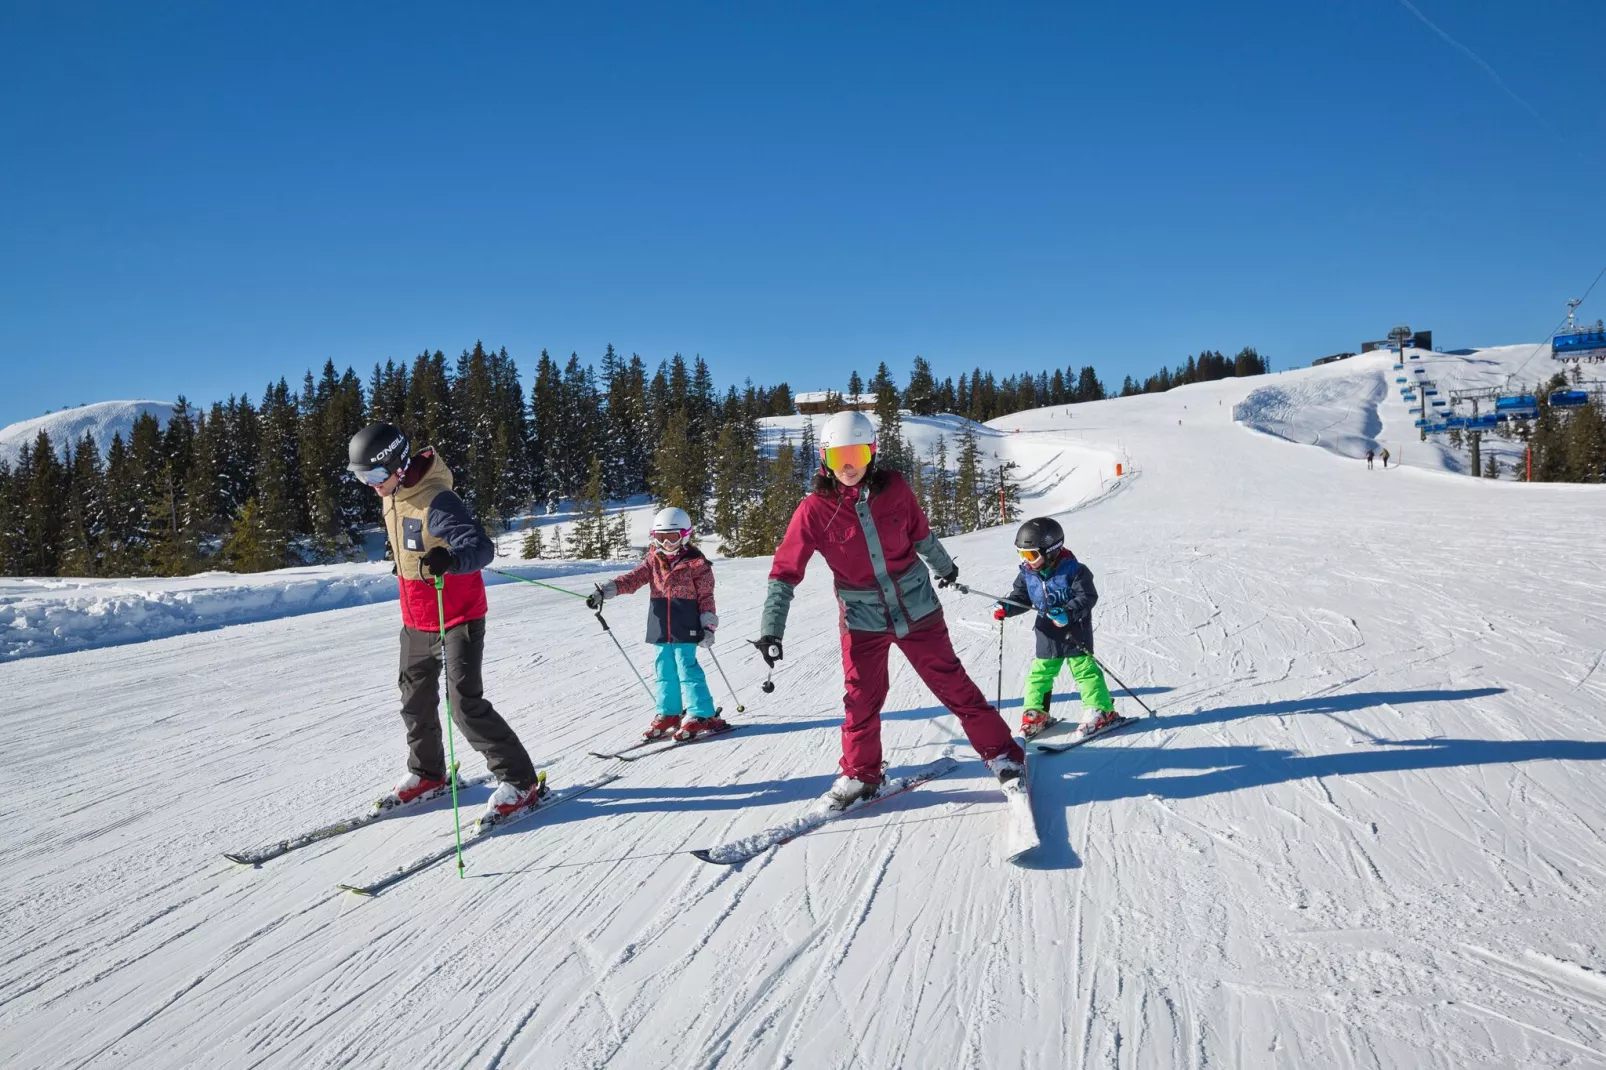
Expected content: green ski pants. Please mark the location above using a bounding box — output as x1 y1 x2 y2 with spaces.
1022 654 1113 714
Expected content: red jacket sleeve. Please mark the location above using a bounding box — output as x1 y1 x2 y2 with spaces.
612 556 654 597
768 497 816 586
693 557 717 614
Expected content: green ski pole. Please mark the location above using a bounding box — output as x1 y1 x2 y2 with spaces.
484 568 590 600
434 574 466 878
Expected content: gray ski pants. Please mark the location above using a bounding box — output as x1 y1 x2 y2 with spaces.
398 619 537 790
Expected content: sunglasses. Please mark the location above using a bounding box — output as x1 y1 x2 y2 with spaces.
820 443 874 472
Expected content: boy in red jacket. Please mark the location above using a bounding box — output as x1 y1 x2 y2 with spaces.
588 507 728 741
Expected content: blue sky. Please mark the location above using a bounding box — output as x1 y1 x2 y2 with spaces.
1 1 1601 426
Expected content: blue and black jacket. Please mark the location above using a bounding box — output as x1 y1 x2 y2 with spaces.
1000 550 1099 659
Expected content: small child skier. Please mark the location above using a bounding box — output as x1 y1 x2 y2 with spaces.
586 507 728 742
993 516 1120 739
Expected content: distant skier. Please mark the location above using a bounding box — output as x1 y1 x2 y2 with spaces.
346 422 545 824
993 518 1120 738
1366 449 1375 470
1380 447 1391 469
586 507 726 742
755 411 1026 810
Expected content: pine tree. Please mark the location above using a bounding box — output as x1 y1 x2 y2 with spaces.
795 418 818 491
904 355 937 415
1483 452 1500 479
520 524 545 559
567 455 611 559
953 425 984 532
607 511 630 557
847 370 864 400
61 431 107 576
20 431 64 576
651 410 697 522
925 438 955 536
221 497 286 573
869 362 909 472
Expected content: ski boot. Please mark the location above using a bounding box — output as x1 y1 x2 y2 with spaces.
822 773 881 811
1076 708 1121 736
673 713 731 742
644 713 682 741
483 777 548 822
986 754 1027 790
377 772 448 812
1020 708 1053 739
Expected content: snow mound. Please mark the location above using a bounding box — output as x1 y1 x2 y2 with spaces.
0 562 619 661
1234 357 1386 456
0 399 177 464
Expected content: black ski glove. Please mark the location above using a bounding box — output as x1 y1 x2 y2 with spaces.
936 564 959 589
752 635 784 668
421 546 454 577
586 585 604 611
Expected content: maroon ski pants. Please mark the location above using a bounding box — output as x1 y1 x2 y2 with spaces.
838 613 1024 782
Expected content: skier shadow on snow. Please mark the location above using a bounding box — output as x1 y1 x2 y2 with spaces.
1025 686 1606 870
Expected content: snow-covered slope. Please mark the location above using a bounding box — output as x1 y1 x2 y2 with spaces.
0 399 177 464
4 370 1606 1069
1236 343 1604 476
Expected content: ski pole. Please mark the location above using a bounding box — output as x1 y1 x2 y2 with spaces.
953 582 1033 613
705 647 746 713
1090 652 1156 717
484 568 590 600
593 607 657 707
996 618 1005 710
433 574 466 879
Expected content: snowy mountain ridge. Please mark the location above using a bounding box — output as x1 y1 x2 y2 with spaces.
0 399 177 465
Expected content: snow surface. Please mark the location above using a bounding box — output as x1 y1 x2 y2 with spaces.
1236 344 1605 476
5 358 1606 1068
0 399 177 464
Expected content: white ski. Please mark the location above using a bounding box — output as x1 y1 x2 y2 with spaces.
1030 715 1139 754
690 757 960 865
1002 766 1039 863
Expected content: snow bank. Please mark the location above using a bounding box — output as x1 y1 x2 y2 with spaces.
0 561 619 661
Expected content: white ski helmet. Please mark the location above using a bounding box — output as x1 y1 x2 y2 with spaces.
651 507 692 533
819 410 878 451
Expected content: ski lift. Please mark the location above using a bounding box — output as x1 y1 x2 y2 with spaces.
1494 394 1538 420
1467 413 1499 430
1444 415 1468 429
1395 376 1408 384
1431 398 1447 407
1426 422 1448 433
1403 393 1418 402
1552 324 1606 362
1423 388 1438 396
1408 352 1422 360
1414 418 1429 427
1409 406 1423 415
1393 363 1405 371
1549 390 1590 408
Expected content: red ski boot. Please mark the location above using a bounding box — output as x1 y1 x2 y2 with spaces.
377 772 448 811
1020 709 1053 739
673 714 731 742
1076 708 1121 736
644 713 682 741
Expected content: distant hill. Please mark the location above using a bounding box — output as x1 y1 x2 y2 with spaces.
0 400 177 465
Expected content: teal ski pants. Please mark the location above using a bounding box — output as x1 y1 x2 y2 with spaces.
654 643 718 720
1022 654 1113 714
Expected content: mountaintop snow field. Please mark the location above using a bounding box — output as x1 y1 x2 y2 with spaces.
5 347 1606 1068
0 399 177 465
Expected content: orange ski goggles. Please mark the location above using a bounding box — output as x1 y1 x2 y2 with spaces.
820 443 875 472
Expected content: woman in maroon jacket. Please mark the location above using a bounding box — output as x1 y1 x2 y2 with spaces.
756 411 1025 809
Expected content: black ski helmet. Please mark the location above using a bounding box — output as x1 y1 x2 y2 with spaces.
1014 517 1065 556
347 422 411 481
